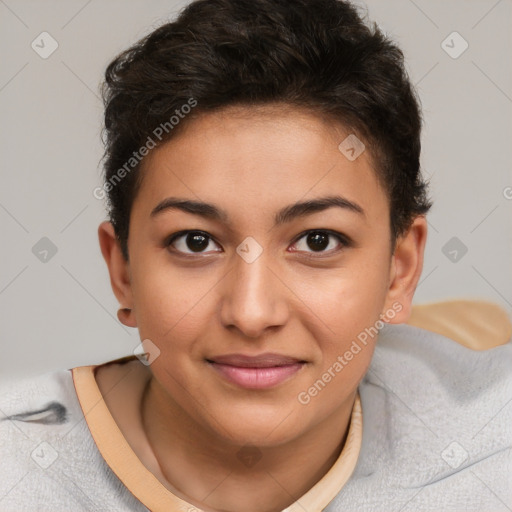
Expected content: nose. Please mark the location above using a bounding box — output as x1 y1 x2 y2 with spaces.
219 250 290 339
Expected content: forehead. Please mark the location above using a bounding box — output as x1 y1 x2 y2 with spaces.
133 104 388 225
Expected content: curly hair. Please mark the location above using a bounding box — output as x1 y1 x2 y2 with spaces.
100 0 432 260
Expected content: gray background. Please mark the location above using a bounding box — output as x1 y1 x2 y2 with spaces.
1 0 511 380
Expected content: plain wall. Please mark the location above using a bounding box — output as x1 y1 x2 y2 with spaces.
1 0 511 380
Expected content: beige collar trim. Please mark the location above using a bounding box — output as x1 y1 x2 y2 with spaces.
72 361 362 512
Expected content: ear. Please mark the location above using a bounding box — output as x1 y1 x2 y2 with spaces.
98 221 137 328
382 216 428 324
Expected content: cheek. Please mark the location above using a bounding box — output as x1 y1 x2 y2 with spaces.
130 258 216 346
293 254 390 334
294 253 389 379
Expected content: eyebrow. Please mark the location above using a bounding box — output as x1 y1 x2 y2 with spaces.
150 195 365 225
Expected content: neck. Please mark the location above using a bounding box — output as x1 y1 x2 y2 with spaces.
141 377 356 512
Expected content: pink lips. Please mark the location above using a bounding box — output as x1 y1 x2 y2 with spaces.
207 353 306 389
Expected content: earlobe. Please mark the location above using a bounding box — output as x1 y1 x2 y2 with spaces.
382 216 428 324
98 221 137 328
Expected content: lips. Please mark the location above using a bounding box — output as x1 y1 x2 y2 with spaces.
206 353 306 389
207 353 305 368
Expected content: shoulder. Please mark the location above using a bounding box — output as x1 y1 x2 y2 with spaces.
369 322 512 401
0 368 79 441
1 367 77 422
330 323 512 511
0 367 148 511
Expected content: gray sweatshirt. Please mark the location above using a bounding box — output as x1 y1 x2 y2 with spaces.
1 323 510 511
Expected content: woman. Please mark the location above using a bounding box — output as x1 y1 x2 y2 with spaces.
1 0 510 510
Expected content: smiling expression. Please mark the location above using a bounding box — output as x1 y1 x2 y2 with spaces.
105 103 423 447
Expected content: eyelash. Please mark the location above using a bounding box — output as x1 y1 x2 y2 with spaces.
164 229 351 258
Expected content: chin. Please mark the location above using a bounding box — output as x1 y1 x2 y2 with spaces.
209 406 309 448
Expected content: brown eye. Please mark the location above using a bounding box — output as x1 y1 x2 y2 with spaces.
291 230 348 255
185 233 209 252
167 231 222 255
305 232 330 251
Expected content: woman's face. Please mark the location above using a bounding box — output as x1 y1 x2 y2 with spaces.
107 105 424 447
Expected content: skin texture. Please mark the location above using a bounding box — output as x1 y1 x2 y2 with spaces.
98 104 428 512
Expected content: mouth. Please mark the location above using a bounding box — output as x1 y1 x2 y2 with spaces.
206 353 307 389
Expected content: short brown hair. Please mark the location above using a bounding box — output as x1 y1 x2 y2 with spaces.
101 0 432 260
